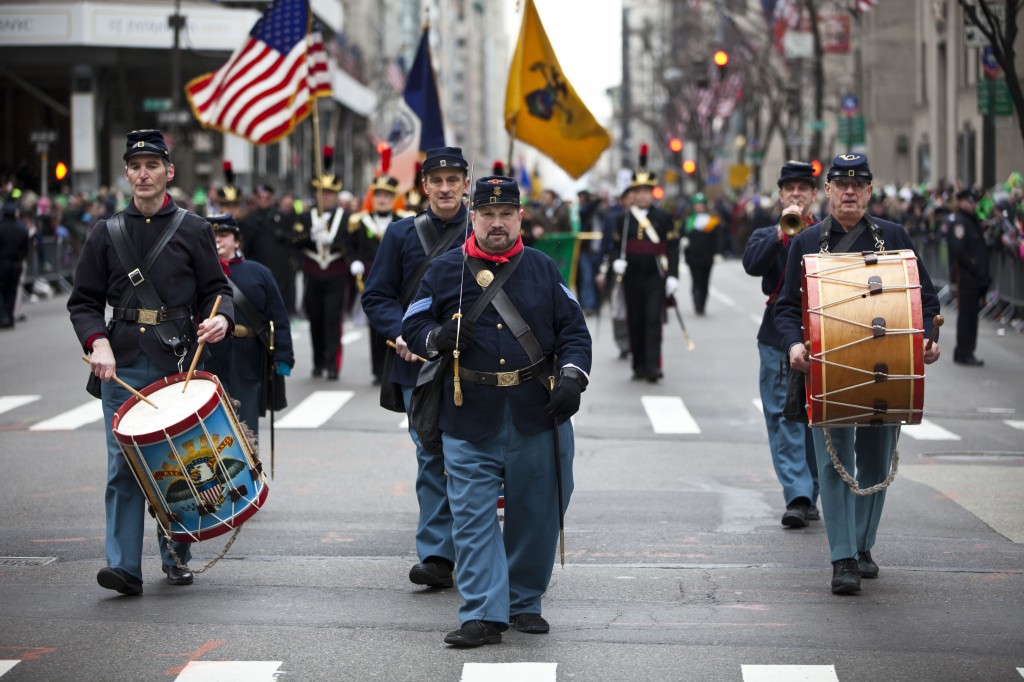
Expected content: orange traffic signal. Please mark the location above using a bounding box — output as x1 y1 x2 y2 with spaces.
652 186 665 200
668 138 683 153
713 50 729 68
682 159 697 174
811 160 823 177
55 161 68 181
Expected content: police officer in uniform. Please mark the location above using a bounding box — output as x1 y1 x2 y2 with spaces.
603 147 679 382
776 153 941 595
347 173 414 384
362 147 470 590
948 188 990 366
683 192 721 315
402 175 592 647
0 201 29 329
294 147 348 380
241 184 297 316
742 161 820 528
69 129 234 595
206 214 294 438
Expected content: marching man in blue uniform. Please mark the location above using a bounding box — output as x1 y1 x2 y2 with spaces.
402 176 592 647
362 147 471 591
206 214 294 440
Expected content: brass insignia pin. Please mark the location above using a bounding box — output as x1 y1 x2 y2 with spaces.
476 270 495 288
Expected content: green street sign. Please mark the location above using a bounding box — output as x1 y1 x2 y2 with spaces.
142 98 172 112
837 115 866 145
978 77 1013 117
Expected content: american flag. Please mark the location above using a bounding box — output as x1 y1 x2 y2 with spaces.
384 56 407 94
856 0 877 12
185 0 332 145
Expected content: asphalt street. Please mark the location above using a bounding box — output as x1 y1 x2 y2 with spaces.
0 258 1022 681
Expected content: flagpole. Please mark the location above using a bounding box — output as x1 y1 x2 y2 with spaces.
506 114 517 175
306 5 329 266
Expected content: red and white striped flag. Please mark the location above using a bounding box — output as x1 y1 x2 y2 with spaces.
185 0 332 145
856 0 877 13
384 57 407 94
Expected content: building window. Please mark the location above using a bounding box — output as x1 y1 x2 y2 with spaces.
919 42 928 104
917 140 931 185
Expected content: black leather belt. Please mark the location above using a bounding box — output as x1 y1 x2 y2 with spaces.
112 306 193 324
458 357 551 387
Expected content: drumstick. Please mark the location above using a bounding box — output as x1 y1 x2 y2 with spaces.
81 355 158 409
925 314 944 351
386 339 426 362
182 295 223 393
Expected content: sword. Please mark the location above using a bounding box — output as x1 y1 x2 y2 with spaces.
548 375 566 568
269 320 276 479
667 295 695 351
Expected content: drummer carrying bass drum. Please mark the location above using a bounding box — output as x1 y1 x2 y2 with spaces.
775 153 941 595
69 129 234 596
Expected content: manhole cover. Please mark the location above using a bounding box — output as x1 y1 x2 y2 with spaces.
0 557 57 567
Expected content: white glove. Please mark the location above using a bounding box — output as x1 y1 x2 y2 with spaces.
612 258 627 275
350 260 365 277
665 276 679 297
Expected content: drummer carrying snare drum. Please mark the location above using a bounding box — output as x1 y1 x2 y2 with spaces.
69 129 234 595
774 153 941 595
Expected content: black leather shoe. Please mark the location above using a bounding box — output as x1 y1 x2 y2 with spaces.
782 499 810 528
312 365 325 378
510 613 549 634
409 560 453 588
807 506 821 521
326 369 339 380
162 564 194 586
831 558 861 594
954 356 984 367
857 551 879 579
444 620 503 647
96 567 143 595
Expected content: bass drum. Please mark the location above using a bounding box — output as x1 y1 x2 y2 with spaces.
801 250 926 427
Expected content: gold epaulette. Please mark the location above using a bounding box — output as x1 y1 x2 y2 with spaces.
348 211 367 233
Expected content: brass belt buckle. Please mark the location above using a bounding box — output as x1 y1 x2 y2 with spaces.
495 370 520 387
137 309 159 325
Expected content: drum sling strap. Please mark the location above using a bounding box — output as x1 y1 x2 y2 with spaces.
816 214 898 497
107 209 192 369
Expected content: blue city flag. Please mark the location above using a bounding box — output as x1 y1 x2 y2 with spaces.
388 26 445 191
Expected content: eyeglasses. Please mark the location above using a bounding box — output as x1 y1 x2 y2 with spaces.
829 179 869 192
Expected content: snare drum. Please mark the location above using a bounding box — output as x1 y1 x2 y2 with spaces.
112 371 269 543
802 250 925 427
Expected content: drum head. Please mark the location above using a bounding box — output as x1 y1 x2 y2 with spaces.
116 377 219 438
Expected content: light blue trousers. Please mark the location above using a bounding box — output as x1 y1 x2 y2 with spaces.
442 404 573 626
757 342 818 506
402 386 455 565
100 356 192 582
813 425 898 562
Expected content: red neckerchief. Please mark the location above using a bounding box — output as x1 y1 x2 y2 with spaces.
462 232 524 264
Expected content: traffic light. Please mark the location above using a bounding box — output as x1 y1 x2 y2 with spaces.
713 50 729 78
668 138 683 154
682 159 697 175
652 186 665 200
55 161 68 182
811 160 823 177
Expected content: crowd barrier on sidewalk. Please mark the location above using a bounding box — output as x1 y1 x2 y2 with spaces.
918 238 1024 321
26 233 77 295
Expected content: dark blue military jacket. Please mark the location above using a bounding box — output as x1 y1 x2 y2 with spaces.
361 204 469 388
741 224 790 348
206 258 294 382
401 246 592 442
68 198 234 372
947 208 990 289
775 217 941 354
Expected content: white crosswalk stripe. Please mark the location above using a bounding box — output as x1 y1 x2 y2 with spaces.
642 395 701 434
0 395 40 416
462 662 557 682
1005 420 1024 432
28 401 103 431
276 390 354 429
0 661 19 677
742 665 839 681
901 418 962 441
174 661 283 681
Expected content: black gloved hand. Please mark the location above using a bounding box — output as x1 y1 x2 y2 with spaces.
430 317 476 354
544 370 585 423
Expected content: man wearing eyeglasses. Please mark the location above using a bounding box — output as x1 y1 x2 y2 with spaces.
774 153 942 595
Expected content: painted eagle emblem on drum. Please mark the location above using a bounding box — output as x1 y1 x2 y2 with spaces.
162 435 247 512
